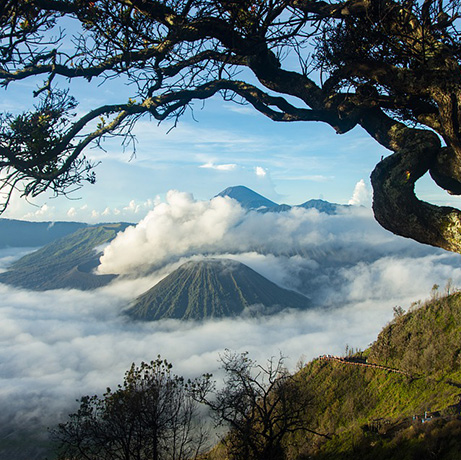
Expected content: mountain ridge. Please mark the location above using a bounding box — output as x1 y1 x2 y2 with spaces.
217 185 348 214
201 292 461 460
0 223 130 290
0 218 88 248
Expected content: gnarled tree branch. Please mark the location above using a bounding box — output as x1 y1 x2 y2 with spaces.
1 0 461 254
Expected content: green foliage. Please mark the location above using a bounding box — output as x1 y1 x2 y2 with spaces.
4 92 76 163
0 91 97 210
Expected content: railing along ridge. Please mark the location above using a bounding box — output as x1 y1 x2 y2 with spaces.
318 355 412 377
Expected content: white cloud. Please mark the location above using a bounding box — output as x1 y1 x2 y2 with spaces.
21 203 56 221
37 204 50 215
255 166 267 177
111 199 156 218
200 162 237 171
60 198 157 223
348 179 371 206
225 105 257 116
124 200 137 212
98 191 245 275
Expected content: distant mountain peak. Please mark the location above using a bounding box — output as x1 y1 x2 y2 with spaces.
217 186 278 210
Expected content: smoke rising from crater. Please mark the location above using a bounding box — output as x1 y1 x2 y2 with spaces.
98 191 245 275
98 190 440 284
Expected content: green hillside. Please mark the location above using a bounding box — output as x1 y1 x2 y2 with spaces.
127 258 311 320
0 223 130 290
200 293 461 460
280 293 461 460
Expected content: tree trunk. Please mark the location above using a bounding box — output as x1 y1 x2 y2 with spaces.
370 134 461 253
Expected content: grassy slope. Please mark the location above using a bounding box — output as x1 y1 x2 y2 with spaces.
285 293 461 459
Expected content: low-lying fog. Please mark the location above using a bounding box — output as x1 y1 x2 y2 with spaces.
1 192 461 438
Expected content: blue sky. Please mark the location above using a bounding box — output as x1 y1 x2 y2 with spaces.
2 66 461 223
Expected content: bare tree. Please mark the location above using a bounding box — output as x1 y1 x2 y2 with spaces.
51 357 208 460
2 1 461 253
192 350 326 460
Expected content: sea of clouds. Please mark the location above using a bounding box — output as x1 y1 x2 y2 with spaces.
1 191 461 449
